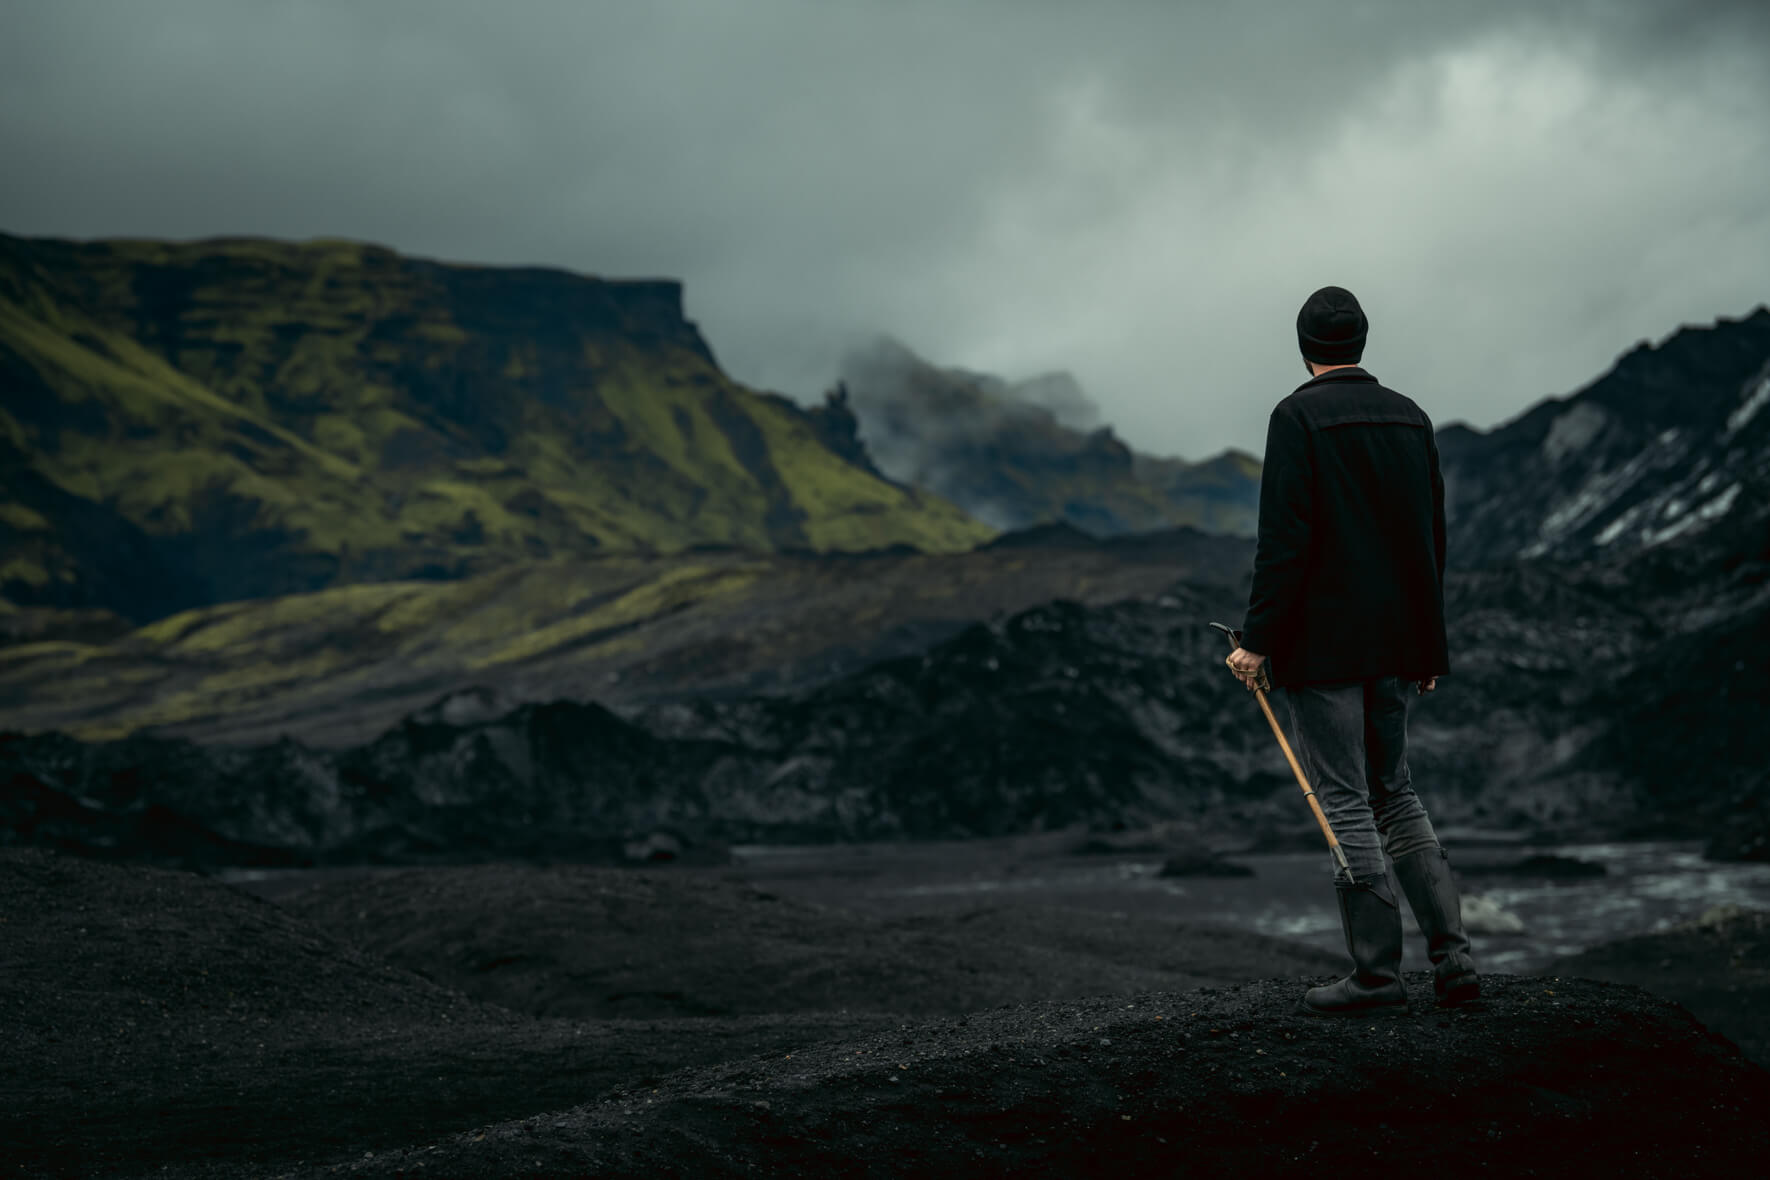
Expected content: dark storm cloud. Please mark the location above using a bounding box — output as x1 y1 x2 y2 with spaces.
2 0 1766 458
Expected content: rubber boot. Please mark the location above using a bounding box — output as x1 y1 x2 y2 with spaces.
1299 875 1408 1017
1392 846 1481 1007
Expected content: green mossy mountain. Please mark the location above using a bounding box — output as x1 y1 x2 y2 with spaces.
0 234 991 621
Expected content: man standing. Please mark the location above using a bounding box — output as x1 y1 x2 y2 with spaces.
1226 286 1479 1015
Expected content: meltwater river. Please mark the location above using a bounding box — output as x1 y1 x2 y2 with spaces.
729 838 1770 974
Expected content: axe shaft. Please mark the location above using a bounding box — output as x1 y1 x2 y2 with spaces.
1210 623 1352 879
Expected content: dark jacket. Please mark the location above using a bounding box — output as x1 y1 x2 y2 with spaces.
1240 366 1449 687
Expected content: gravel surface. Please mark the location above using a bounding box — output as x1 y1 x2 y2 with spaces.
311 976 1770 1180
7 847 1769 1179
1551 906 1770 1067
0 851 892 1178
277 862 1344 1020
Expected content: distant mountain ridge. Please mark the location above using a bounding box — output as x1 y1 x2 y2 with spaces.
1438 307 1770 569
0 234 990 621
829 308 1770 571
836 337 1262 537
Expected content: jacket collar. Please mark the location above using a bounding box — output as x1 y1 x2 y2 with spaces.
1294 365 1376 394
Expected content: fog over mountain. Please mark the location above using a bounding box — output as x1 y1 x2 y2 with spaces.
2 0 1767 458
837 337 1261 536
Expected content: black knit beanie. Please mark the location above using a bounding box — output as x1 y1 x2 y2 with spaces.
1297 286 1367 364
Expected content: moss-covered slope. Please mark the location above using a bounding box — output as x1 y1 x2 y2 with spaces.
0 527 1252 746
0 234 991 620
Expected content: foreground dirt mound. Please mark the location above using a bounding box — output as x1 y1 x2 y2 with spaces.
1552 906 1770 1067
0 851 896 1179
280 863 1344 1019
13 850 1769 1179
0 846 488 1036
323 975 1770 1180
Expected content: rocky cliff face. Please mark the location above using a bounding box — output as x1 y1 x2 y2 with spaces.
1428 310 1770 860
1439 307 1770 569
837 337 1261 536
0 235 990 621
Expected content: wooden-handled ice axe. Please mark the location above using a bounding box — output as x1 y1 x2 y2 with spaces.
1209 622 1352 881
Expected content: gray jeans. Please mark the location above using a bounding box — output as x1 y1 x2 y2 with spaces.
1280 677 1440 881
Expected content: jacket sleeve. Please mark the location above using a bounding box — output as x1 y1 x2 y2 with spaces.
1240 403 1312 656
1425 416 1446 584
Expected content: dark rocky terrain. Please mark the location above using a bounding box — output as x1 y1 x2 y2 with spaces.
5 499 1766 868
7 847 1769 1180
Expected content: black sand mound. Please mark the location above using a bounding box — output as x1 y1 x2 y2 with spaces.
14 849 1770 1179
279 863 1344 1019
1552 906 1770 1067
320 976 1770 1180
0 851 897 1179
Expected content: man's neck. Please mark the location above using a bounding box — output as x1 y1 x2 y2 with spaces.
1306 361 1362 377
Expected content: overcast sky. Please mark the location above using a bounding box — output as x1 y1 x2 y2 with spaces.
3 0 1767 459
